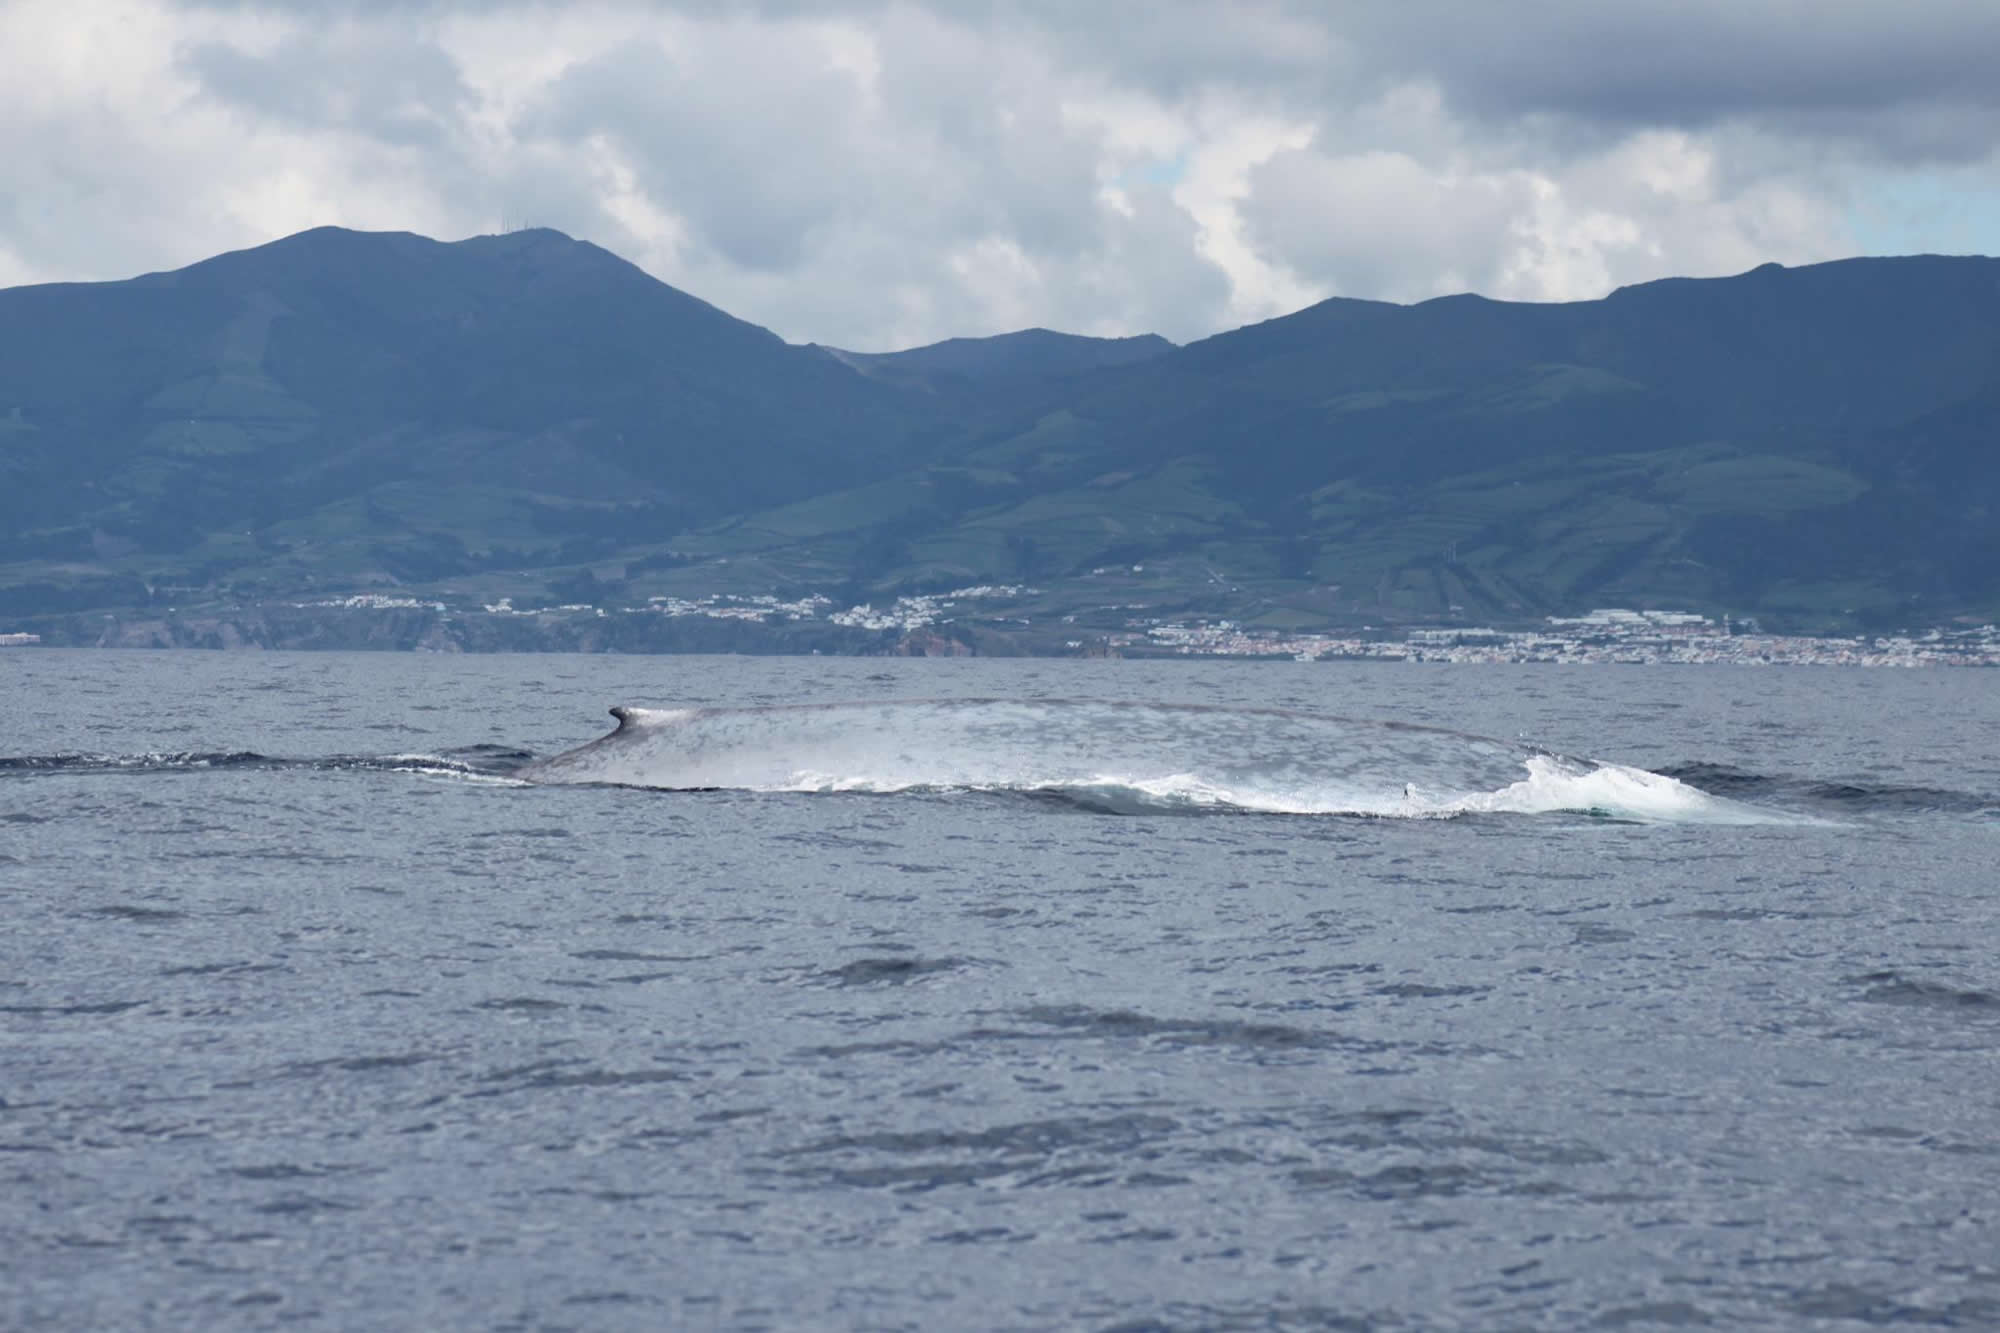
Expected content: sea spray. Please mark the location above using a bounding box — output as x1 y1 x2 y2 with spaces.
526 698 1785 824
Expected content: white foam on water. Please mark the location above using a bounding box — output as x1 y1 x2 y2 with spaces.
525 699 1805 825
1008 761 1785 823
1424 754 1797 825
402 765 531 786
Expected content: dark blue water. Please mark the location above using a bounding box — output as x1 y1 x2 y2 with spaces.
3 651 1997 1330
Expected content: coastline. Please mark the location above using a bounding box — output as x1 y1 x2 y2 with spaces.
11 600 1998 665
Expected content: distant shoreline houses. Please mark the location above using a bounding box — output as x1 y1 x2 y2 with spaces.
11 595 2000 663
1129 610 2000 667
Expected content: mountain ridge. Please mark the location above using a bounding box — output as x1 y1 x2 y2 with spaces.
3 227 1998 640
826 328 1176 382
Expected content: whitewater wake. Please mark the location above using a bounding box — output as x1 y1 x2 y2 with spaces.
524 699 1797 824
0 746 534 783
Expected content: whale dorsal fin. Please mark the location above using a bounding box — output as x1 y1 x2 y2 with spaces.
607 705 691 733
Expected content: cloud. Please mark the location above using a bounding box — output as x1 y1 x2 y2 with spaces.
1329 0 2000 152
184 25 471 149
0 1 1995 347
473 6 1244 345
1242 116 1851 305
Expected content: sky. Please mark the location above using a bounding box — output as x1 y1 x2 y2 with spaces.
3 0 1998 349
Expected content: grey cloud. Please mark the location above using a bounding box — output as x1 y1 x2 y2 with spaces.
180 29 471 149
518 10 1112 284
168 0 1351 106
1242 147 1532 303
152 0 1203 341
530 35 874 271
172 2 2000 154
15 0 2000 348
162 0 2000 110
1239 119 1855 308
1326 1 2000 159
667 173 1234 350
0 82 239 287
1040 178 1234 343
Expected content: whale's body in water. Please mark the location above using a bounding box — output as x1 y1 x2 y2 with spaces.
525 698 1785 823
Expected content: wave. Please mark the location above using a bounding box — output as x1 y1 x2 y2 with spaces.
1848 970 1999 1012
16 702 1959 823
1657 763 1998 816
523 699 1796 824
0 745 534 781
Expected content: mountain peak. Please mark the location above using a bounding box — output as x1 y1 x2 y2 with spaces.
6 230 2000 633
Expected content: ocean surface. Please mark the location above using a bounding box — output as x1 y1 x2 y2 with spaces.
2 650 1997 1331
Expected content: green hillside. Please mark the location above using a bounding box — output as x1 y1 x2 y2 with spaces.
2 231 1997 636
0 227 948 613
704 256 2000 629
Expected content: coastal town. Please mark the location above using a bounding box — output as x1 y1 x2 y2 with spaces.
1128 609 2000 667
11 589 1998 664
596 589 2000 666
361 590 2000 664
